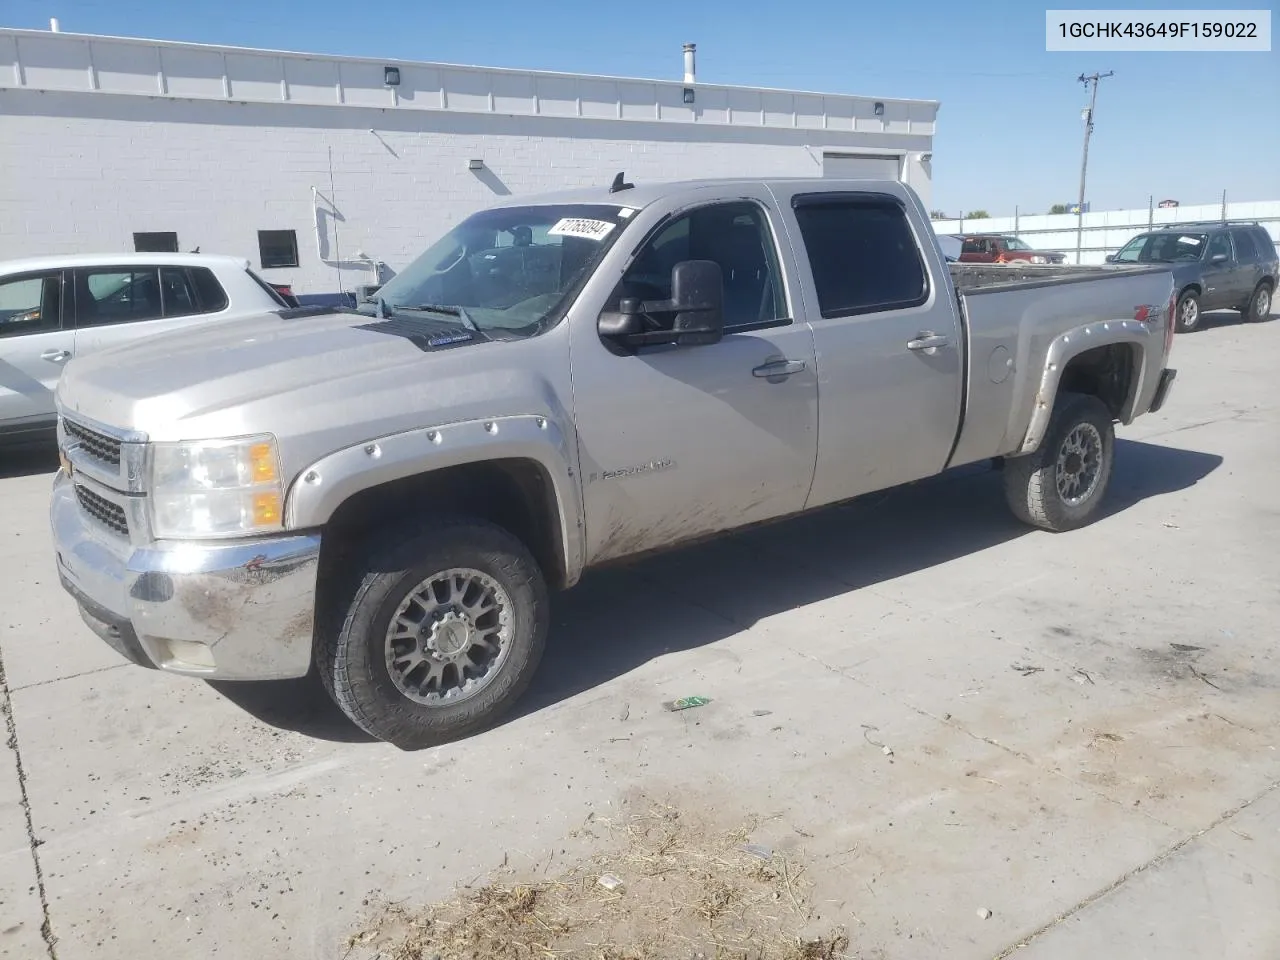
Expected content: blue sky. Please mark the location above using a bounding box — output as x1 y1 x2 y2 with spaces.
6 0 1278 215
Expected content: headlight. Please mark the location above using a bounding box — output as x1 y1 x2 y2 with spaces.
1031 255 1047 264
150 435 285 539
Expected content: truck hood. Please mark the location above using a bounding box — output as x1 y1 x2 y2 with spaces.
57 308 504 441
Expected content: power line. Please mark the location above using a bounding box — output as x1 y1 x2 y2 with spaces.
1075 70 1114 263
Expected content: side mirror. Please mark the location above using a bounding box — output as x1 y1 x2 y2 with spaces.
1210 252 1228 264
597 260 725 348
668 260 724 346
1104 254 1116 263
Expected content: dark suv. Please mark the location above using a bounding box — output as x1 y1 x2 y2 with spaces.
1108 222 1277 332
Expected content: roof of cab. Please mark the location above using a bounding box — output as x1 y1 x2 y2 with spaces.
488 177 909 212
0 252 251 275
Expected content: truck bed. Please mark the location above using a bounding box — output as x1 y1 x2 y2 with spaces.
949 262 1165 294
945 259 1176 472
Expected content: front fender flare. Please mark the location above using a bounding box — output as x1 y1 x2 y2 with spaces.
284 414 585 585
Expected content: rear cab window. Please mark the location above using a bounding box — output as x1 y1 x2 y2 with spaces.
791 193 929 318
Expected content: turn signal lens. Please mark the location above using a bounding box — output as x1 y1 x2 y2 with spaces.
252 491 282 527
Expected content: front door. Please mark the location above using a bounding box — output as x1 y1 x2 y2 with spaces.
775 187 964 508
0 270 72 433
1199 233 1243 312
570 197 819 563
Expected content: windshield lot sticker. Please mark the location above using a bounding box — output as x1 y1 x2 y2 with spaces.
1178 236 1202 245
549 218 616 241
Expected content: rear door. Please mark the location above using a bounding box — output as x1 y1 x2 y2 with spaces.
0 270 72 432
1230 228 1265 305
775 187 964 509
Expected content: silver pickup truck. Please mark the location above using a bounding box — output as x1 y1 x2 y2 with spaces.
50 178 1178 747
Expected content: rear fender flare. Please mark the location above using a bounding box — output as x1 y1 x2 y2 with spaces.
1017 320 1150 455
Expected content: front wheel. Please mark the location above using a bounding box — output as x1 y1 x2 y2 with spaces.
317 517 549 749
1175 291 1201 332
1003 393 1115 532
1241 282 1273 323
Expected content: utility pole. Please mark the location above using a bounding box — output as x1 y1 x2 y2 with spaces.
1075 70 1113 264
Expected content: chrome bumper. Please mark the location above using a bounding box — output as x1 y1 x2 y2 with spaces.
50 471 321 680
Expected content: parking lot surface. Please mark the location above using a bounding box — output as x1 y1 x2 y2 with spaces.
2 310 1278 959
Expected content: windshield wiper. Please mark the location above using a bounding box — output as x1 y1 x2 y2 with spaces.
402 303 480 332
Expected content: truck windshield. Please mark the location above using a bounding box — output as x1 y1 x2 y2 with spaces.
1003 237 1034 251
360 204 632 336
1114 232 1207 263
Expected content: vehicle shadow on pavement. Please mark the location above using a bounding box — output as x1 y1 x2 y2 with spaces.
208 439 1220 743
207 672 378 743
0 440 59 479
1191 311 1271 333
515 438 1223 719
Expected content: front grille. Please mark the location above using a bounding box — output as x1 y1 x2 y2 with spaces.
75 484 129 537
64 419 122 467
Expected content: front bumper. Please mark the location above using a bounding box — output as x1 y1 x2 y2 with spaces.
51 471 321 680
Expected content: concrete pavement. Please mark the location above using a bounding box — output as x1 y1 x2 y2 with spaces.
0 307 1276 959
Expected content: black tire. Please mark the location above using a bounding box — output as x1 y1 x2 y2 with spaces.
1241 281 1273 323
1174 290 1201 332
317 517 549 749
1003 393 1115 533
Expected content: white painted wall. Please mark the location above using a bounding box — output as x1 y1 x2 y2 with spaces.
0 30 936 299
0 89 931 297
933 201 1280 265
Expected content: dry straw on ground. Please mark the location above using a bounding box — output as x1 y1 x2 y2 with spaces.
346 803 849 960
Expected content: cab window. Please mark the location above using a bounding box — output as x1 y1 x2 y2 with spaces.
75 269 164 326
792 195 928 318
0 273 61 338
1206 233 1233 261
614 202 788 332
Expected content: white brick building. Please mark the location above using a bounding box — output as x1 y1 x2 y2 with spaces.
0 28 938 301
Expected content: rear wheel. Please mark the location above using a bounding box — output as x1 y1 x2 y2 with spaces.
1003 393 1115 532
1175 291 1201 332
1241 282 1273 323
317 517 548 749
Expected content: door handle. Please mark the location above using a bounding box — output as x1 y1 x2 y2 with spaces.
906 333 950 352
752 358 807 378
41 349 72 363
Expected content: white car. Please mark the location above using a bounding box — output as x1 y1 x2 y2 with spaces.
0 253 291 442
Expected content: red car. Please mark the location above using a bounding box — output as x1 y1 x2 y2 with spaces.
960 235 1066 265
